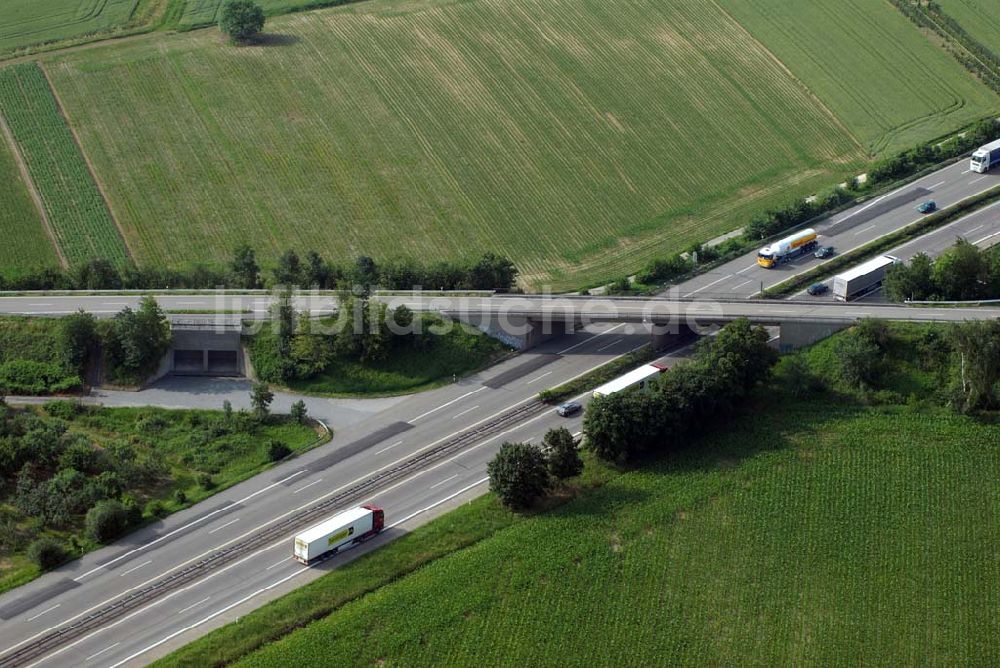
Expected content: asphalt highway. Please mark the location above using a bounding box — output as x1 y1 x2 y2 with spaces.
789 198 1000 301
1 158 998 667
0 324 682 667
672 159 999 299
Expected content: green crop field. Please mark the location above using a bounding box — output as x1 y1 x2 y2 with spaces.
44 0 871 289
0 62 129 268
178 0 350 29
0 0 139 56
938 0 1000 54
0 127 58 278
716 0 998 155
231 400 1000 667
27 0 998 288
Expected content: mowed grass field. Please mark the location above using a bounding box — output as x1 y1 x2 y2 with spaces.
46 0 867 289
0 0 139 56
232 402 1000 667
938 0 1000 54
0 63 129 267
0 124 58 278
716 0 998 155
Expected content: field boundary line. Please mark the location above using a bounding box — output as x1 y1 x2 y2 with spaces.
0 109 67 269
38 62 135 263
706 0 865 155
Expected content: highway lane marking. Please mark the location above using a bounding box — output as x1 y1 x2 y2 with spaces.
411 387 486 422
853 223 878 236
961 169 971 174
75 471 306 581
965 224 984 235
208 518 240 535
928 180 946 189
85 643 119 662
974 231 1000 245
388 477 491 530
176 597 211 615
835 193 887 224
732 279 752 290
736 264 756 274
682 274 730 297
596 337 624 352
176 301 207 305
265 558 290 571
556 323 624 354
27 303 53 307
429 474 459 490
119 560 152 577
375 440 404 455
292 478 324 494
970 175 989 184
15 342 648 655
525 370 553 385
451 405 480 420
26 604 60 622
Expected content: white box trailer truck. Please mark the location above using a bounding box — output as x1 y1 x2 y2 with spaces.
832 255 899 302
593 363 668 398
293 505 385 565
971 138 1000 173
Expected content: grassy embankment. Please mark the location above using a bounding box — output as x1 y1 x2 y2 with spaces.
159 322 1000 667
0 402 323 594
246 316 510 397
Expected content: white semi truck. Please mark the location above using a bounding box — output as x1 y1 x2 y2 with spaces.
970 138 1000 173
293 505 385 565
593 363 668 398
832 255 899 302
757 228 818 268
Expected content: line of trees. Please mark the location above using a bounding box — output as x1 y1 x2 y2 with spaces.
885 240 1000 302
0 248 519 293
583 319 778 464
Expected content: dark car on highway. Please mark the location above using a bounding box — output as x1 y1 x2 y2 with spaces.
556 401 582 417
807 282 829 296
917 200 937 214
814 246 834 259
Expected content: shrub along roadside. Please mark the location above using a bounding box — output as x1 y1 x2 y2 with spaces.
762 185 1000 299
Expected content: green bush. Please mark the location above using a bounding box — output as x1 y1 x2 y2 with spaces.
85 500 131 543
267 440 292 462
0 360 81 395
26 537 69 570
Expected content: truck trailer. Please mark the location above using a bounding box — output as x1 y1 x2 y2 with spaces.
757 228 818 268
832 255 899 302
593 363 668 398
970 138 1000 174
293 505 385 565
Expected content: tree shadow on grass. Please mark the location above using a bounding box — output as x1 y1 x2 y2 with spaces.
253 33 301 47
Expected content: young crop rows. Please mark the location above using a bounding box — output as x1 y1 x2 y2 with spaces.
238 405 1000 666
48 0 866 289
716 0 998 155
0 62 129 268
0 0 138 56
0 124 58 277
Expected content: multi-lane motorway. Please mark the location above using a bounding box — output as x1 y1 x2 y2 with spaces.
1 158 998 667
674 159 999 299
0 324 685 667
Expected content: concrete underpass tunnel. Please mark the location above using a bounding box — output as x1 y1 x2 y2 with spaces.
168 320 246 377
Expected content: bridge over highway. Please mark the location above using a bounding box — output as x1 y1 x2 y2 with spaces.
0 293 997 350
